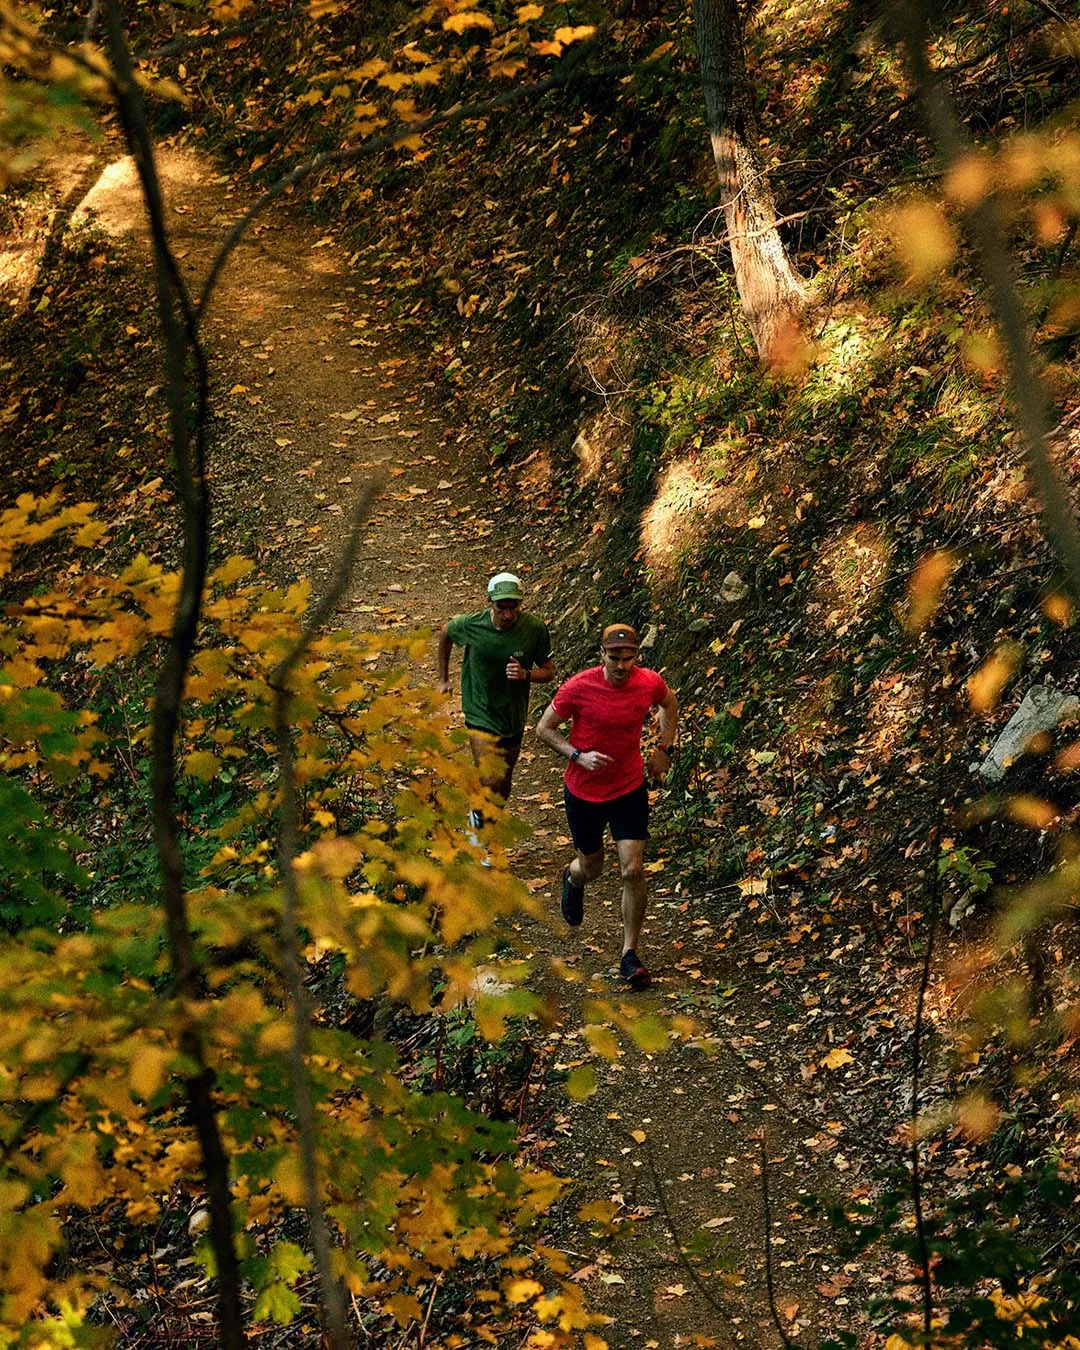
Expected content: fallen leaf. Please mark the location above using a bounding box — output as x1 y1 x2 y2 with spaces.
822 1047 854 1070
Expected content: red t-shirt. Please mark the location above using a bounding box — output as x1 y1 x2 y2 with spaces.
552 665 670 803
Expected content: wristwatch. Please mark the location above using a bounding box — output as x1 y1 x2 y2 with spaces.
570 748 582 762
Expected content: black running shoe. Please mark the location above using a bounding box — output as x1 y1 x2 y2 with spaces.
560 867 584 926
619 949 651 991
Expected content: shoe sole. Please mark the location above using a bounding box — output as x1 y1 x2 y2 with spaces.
623 968 651 991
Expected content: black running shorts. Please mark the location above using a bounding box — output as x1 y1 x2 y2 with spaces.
563 781 649 856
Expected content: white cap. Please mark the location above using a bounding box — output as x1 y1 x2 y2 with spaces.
487 572 524 600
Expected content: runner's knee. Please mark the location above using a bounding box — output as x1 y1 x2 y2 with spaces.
619 856 644 886
579 852 604 881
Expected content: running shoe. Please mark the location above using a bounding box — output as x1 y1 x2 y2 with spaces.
560 867 584 926
619 949 651 991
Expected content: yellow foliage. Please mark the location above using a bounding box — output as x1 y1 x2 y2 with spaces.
967 640 1022 713
904 549 956 635
553 25 595 44
444 11 495 35
888 199 957 284
0 493 577 1343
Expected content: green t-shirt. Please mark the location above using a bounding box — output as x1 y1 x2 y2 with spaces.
445 609 552 737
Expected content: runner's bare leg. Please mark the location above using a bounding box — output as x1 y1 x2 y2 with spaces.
616 837 646 954
570 848 604 888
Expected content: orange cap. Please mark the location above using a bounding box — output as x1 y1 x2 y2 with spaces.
601 623 640 650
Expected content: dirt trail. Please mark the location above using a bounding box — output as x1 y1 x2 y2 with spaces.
71 134 883 1349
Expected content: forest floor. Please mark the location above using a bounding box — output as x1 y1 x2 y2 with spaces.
45 134 923 1348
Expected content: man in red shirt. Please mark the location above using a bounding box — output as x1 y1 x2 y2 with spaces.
536 623 678 990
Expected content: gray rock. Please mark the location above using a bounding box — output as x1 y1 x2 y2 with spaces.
720 570 750 603
976 684 1079 783
640 624 658 650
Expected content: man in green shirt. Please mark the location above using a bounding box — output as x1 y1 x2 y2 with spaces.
436 572 554 808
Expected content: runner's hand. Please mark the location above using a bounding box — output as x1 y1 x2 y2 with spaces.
576 750 613 772
647 747 671 780
506 658 529 681
436 677 452 695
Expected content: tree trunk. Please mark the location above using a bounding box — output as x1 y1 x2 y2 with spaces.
694 0 807 365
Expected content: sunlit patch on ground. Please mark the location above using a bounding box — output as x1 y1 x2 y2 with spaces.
516 446 553 501
75 150 206 238
806 521 892 634
571 409 630 486
0 244 37 308
858 668 924 762
807 313 884 396
640 458 721 579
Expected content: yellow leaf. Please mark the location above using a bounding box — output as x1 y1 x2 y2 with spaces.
904 549 956 634
630 1128 646 1144
565 1066 596 1100
488 58 527 77
747 515 766 529
954 1091 1000 1141
583 1024 620 1059
183 750 221 781
629 1016 669 1054
822 1047 853 1070
349 58 388 78
890 199 957 282
210 555 255 586
1043 592 1072 627
944 150 993 208
274 1153 305 1205
967 641 1021 713
474 998 507 1042
130 1041 171 1099
258 1020 295 1054
444 10 495 33
504 1277 543 1304
378 71 414 90
382 1292 423 1326
553 24 595 43
1006 794 1058 830
515 3 544 20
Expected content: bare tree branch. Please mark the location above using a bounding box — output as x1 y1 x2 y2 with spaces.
893 0 1080 603
100 4 245 1345
908 666 947 1342
269 482 382 1350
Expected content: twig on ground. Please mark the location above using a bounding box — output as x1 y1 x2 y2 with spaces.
759 1130 804 1350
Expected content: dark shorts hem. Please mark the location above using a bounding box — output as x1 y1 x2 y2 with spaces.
564 781 649 856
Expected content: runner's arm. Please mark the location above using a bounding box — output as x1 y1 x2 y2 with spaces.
529 656 555 683
536 702 611 772
647 689 680 780
435 626 454 694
